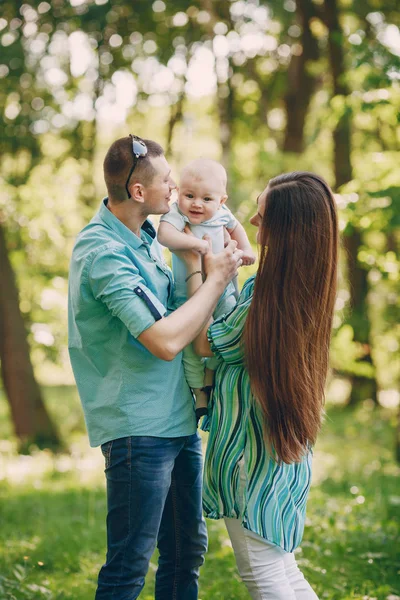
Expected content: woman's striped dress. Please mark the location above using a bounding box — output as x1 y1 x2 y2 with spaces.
203 275 313 553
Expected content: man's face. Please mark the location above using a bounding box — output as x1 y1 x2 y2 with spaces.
144 155 176 215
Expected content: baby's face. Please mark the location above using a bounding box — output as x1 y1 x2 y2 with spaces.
178 173 227 224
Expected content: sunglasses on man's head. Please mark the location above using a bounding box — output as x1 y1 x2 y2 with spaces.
125 135 148 198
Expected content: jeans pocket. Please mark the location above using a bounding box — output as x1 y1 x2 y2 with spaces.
101 440 114 469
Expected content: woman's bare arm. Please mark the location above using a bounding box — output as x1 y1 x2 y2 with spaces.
138 239 242 360
186 260 214 357
185 233 237 357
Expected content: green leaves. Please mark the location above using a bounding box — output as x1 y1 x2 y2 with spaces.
0 394 398 599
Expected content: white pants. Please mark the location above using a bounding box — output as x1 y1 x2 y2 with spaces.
225 517 319 600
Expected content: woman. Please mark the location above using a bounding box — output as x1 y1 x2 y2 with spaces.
183 172 338 599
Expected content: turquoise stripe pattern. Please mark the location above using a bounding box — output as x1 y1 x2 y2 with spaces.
203 275 313 553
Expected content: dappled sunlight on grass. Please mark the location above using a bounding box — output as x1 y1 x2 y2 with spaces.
311 449 338 486
0 439 104 489
297 403 400 600
0 390 399 599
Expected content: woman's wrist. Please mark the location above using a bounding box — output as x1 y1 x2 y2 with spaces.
182 254 201 272
185 269 202 283
186 268 204 299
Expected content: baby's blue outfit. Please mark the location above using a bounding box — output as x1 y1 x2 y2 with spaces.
160 202 238 388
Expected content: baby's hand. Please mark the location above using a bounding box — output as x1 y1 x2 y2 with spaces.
241 248 257 266
195 238 210 255
223 227 231 247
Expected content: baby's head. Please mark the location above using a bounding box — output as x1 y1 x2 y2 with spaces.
177 158 228 224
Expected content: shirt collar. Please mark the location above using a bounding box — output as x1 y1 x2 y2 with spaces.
96 198 156 249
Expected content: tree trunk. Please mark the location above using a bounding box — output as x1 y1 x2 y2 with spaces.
283 0 319 153
218 79 234 173
200 0 237 206
0 222 61 452
324 0 377 405
166 93 185 157
387 231 399 462
396 406 400 464
343 228 378 405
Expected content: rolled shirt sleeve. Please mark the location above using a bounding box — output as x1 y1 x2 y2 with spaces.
89 246 167 338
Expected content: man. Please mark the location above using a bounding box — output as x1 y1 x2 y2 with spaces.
68 135 242 599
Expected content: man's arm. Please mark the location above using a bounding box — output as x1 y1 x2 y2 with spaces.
138 240 242 360
158 221 209 254
229 223 256 266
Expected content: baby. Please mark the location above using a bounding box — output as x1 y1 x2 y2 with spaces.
158 158 256 422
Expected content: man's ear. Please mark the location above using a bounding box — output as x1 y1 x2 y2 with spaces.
220 194 228 205
130 182 145 203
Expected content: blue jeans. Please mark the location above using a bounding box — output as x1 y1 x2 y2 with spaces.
95 434 208 600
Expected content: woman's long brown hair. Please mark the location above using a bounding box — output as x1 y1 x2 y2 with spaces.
244 172 338 464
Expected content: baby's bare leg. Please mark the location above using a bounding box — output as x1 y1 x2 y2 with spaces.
204 367 215 388
194 368 215 424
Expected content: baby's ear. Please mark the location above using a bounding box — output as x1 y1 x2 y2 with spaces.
220 194 228 205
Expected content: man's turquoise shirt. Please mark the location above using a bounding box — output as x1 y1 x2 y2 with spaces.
68 199 196 447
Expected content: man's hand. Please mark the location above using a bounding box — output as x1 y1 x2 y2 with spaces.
202 235 243 287
175 227 243 287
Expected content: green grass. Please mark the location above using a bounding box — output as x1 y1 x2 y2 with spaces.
0 388 399 599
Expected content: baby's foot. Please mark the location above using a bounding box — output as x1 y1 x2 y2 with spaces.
194 388 209 425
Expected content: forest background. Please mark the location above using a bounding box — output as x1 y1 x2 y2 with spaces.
0 1 399 599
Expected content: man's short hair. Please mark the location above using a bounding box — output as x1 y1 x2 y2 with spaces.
103 136 164 202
